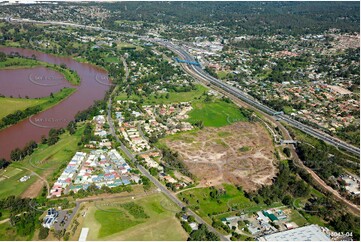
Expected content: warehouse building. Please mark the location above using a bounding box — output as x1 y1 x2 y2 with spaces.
259 224 330 241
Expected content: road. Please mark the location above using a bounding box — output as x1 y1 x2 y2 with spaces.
152 39 359 156
137 165 229 240
4 15 359 229
105 55 229 240
173 62 361 215
13 164 51 198
4 17 359 156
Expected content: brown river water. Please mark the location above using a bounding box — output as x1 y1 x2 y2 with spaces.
0 47 111 160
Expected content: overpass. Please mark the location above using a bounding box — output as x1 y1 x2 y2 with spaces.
173 57 201 66
154 39 359 156
3 17 358 155
280 140 298 145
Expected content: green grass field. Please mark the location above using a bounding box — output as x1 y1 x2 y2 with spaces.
83 193 187 241
0 167 22 178
283 106 294 114
0 124 85 198
178 184 257 223
290 209 309 226
0 56 39 69
0 94 51 120
117 84 246 127
104 56 119 63
116 41 143 51
117 84 208 105
0 87 75 125
217 71 229 79
187 100 248 127
0 222 29 241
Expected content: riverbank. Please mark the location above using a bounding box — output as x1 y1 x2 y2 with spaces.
0 46 110 160
0 87 76 130
0 56 80 85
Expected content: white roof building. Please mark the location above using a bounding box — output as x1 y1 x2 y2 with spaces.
260 225 330 241
79 228 89 241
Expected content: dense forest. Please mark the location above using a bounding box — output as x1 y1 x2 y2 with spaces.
1 2 359 38
101 2 360 35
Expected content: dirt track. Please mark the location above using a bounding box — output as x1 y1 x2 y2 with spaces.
165 122 277 191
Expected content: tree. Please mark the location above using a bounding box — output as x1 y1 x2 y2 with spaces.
283 147 291 157
181 221 192 233
53 229 65 240
0 158 10 169
149 167 158 176
38 226 49 240
188 215 195 223
282 195 293 206
141 176 151 191
47 128 61 146
0 52 7 62
67 121 77 135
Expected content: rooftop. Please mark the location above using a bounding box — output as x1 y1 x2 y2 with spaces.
260 225 330 241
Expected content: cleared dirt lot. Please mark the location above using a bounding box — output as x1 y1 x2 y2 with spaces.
164 122 277 191
20 177 43 198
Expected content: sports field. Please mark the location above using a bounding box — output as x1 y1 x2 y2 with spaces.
82 193 187 241
187 99 248 127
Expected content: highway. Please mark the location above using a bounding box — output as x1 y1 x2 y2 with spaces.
152 40 360 214
4 15 359 218
5 17 359 156
152 39 360 156
105 55 229 241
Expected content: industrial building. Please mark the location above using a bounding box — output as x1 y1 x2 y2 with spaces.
259 224 330 241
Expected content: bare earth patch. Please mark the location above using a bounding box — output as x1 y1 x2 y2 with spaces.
164 122 277 191
328 34 360 52
20 177 43 198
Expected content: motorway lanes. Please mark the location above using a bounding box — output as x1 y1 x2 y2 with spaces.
157 40 360 156
6 17 359 155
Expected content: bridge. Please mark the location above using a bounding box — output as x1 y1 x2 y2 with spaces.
174 57 201 66
280 140 298 145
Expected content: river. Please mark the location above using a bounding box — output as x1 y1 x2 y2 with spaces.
0 47 111 160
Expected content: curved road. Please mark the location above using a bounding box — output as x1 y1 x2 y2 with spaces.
4 17 358 156
3 16 359 230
